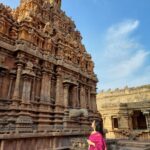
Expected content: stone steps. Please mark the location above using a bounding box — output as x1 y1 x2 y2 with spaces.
118 146 150 150
117 140 150 150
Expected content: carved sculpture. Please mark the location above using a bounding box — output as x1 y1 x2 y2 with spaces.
69 109 88 118
0 0 98 149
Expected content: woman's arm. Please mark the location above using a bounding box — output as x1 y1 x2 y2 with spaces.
87 139 95 147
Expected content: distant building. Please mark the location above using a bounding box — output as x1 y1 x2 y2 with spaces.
97 85 150 140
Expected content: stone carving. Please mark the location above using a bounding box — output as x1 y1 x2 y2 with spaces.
69 108 88 118
43 22 53 35
0 0 98 149
97 84 150 140
22 61 35 76
70 138 88 150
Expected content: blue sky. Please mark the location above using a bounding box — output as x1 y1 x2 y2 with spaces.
1 0 150 91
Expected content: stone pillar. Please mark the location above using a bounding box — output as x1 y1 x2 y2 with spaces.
22 75 32 103
12 64 23 100
31 70 36 101
91 92 97 113
120 115 129 129
105 116 113 130
128 115 133 130
146 115 150 129
40 71 52 102
54 67 63 127
76 85 79 107
47 73 52 102
80 85 86 108
88 88 91 110
7 75 15 99
40 71 47 101
63 83 69 108
0 71 5 97
143 111 150 129
72 85 78 108
55 72 62 111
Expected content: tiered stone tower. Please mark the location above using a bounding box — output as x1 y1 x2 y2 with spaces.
0 0 98 149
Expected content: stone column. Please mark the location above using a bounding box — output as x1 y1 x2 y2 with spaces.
31 70 36 101
63 83 69 108
72 85 78 108
143 111 150 129
91 92 97 113
47 73 52 102
0 71 5 97
88 88 91 110
40 71 52 102
76 85 79 107
80 85 86 108
40 71 46 101
22 75 32 103
12 64 23 100
54 68 63 127
105 116 113 130
7 75 15 99
120 115 129 129
146 115 150 129
55 73 62 111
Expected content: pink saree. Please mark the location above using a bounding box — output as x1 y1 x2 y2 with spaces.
88 132 106 150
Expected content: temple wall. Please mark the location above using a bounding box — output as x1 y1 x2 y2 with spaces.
97 85 150 141
0 0 98 149
0 134 89 150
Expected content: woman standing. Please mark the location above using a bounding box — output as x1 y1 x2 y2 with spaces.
87 120 107 150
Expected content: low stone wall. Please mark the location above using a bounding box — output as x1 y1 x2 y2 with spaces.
106 139 150 150
106 130 150 141
0 133 89 150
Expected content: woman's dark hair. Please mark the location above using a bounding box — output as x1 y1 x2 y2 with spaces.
95 119 104 136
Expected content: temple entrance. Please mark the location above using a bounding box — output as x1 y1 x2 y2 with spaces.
132 110 147 130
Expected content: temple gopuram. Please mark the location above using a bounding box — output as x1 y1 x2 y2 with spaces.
0 0 98 149
97 85 150 141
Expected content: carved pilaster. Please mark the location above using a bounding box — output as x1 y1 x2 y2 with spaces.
72 86 78 108
143 111 150 129
40 71 52 102
40 71 47 101
0 71 5 96
7 74 15 99
48 73 52 102
55 67 63 110
63 83 69 108
80 85 86 108
21 60 35 103
22 75 32 103
12 64 23 100
88 88 91 110
31 66 38 102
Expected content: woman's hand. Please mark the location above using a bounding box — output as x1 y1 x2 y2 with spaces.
87 140 95 147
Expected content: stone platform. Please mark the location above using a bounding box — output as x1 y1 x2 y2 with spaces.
107 139 150 150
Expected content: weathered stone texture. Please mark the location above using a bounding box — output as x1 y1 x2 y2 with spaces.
97 85 150 141
0 0 98 149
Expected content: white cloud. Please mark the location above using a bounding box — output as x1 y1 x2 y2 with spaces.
108 50 149 79
95 19 150 90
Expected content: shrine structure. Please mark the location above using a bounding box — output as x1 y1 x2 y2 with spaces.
97 85 150 141
0 0 98 149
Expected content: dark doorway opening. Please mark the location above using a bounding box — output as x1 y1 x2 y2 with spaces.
132 110 147 130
